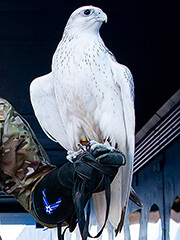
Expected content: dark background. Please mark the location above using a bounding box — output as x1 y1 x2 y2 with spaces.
0 0 179 165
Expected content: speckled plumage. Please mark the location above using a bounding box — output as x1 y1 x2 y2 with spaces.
30 6 135 234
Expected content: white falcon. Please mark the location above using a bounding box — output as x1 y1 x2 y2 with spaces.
30 6 135 234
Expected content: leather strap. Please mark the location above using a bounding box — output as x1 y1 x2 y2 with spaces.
73 169 111 240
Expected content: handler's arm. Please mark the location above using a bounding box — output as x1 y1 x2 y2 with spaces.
0 98 55 216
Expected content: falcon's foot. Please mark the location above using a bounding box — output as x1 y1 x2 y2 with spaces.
66 143 86 162
86 140 126 165
67 149 83 162
86 140 115 153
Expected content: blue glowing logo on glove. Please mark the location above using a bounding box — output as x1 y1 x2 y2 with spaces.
42 189 61 215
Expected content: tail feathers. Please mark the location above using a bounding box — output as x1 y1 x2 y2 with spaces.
129 187 143 208
115 206 126 236
115 188 143 236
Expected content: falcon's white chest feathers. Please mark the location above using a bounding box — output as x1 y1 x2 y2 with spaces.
52 33 118 148
52 20 134 151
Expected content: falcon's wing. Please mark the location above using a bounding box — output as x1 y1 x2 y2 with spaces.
30 72 71 150
111 62 135 231
93 59 135 232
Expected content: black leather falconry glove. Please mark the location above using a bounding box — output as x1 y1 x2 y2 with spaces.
33 145 125 240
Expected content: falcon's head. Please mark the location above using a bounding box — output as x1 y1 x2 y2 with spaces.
64 6 107 36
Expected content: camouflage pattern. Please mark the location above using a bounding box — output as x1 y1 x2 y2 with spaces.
0 98 57 227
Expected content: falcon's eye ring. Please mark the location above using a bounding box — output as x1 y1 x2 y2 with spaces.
83 9 92 16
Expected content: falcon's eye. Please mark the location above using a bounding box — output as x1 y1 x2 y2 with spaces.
83 9 92 16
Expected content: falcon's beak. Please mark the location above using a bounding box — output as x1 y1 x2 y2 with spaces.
102 12 108 23
96 11 108 23
104 14 108 23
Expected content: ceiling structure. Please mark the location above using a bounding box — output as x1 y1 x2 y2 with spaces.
0 0 179 130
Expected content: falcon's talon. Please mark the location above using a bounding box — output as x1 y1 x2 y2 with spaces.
77 143 86 151
110 149 115 153
85 141 92 152
86 140 99 152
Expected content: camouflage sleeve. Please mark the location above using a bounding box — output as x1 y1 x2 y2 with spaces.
0 98 55 222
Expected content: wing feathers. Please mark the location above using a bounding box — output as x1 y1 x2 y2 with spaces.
30 73 71 150
93 61 135 229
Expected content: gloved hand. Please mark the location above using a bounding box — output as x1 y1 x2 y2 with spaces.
33 144 126 240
